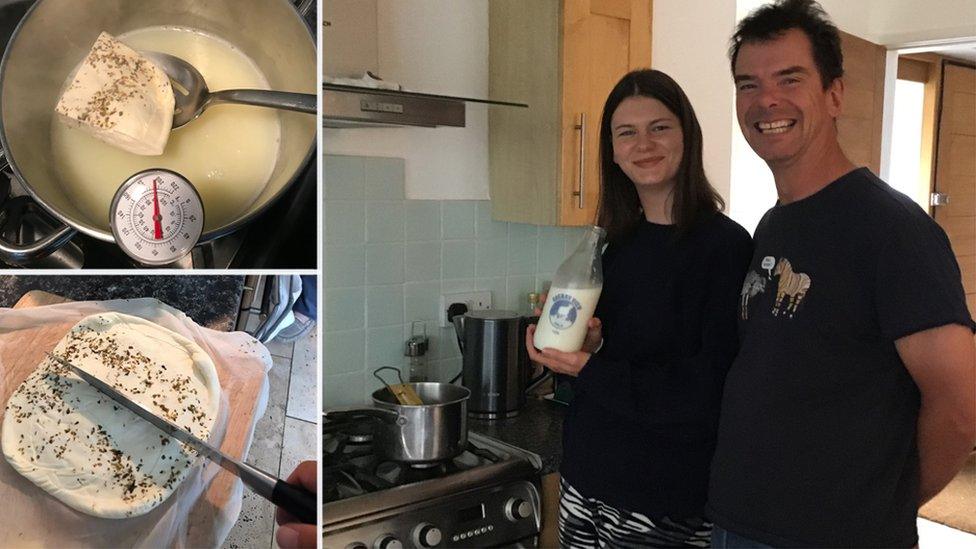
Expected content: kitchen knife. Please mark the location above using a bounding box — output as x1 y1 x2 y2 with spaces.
46 352 316 524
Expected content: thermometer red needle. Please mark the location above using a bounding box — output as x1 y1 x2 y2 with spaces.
152 180 163 240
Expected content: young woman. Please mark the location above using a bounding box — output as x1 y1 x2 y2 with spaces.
527 69 753 548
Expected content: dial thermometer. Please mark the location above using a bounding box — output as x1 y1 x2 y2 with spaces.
110 169 205 266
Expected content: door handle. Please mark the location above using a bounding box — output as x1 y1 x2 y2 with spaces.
573 112 586 209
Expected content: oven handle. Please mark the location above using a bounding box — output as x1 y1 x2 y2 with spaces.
0 148 78 266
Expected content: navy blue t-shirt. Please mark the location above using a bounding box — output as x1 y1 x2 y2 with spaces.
560 212 752 518
707 168 975 547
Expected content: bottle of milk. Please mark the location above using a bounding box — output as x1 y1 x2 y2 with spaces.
533 226 606 352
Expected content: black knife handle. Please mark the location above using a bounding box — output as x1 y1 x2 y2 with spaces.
271 479 317 524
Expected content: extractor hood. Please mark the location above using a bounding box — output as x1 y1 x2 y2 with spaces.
323 84 527 128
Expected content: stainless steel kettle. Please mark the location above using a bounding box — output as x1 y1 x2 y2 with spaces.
451 309 546 419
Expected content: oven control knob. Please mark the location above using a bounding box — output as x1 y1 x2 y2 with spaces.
373 535 403 549
412 523 443 547
505 498 532 521
345 544 368 549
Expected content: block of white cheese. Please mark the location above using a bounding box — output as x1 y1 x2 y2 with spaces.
1 312 221 518
55 32 175 156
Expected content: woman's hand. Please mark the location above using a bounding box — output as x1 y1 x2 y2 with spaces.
535 292 604 353
526 324 592 377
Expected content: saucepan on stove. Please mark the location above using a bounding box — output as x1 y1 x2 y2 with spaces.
0 0 316 264
324 382 471 464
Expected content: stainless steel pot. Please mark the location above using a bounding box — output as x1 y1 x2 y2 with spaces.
325 383 471 464
0 0 316 264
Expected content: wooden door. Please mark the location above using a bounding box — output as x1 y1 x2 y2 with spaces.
933 63 976 315
560 0 652 226
836 31 886 175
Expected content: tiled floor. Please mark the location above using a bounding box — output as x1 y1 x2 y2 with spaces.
222 325 318 549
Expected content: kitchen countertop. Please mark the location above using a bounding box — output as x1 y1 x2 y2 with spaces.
0 275 244 331
469 396 566 476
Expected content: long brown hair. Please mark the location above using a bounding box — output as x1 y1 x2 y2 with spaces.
597 69 724 244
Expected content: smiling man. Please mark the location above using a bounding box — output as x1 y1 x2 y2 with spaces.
707 1 976 547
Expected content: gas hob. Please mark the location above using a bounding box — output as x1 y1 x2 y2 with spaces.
324 414 543 548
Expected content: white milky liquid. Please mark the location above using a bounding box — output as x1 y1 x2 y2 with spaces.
51 26 281 231
533 286 603 352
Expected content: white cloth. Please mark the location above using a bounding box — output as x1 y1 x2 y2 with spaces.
0 298 271 548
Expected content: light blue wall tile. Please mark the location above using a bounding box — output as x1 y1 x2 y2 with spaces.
324 329 365 375
366 201 404 242
442 201 477 239
535 274 554 295
324 155 365 200
436 326 462 359
441 279 477 294
325 287 364 332
507 275 537 311
538 228 567 273
365 157 405 200
324 372 366 408
404 281 441 323
442 241 476 279
477 277 508 311
564 227 587 254
366 325 406 370
508 237 538 275
404 242 441 282
509 223 538 239
325 201 365 244
476 201 508 239
324 245 365 288
366 243 404 285
436 357 463 383
476 238 508 277
366 285 404 327
404 201 441 241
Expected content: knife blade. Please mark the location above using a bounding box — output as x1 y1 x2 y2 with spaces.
46 352 316 524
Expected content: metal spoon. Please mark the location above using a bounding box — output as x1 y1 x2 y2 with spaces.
143 51 316 129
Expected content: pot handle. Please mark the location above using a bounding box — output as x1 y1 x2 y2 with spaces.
324 408 403 425
0 149 78 265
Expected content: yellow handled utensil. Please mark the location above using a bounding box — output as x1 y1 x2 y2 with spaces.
373 367 424 405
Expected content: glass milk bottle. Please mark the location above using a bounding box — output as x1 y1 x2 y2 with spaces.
533 226 605 352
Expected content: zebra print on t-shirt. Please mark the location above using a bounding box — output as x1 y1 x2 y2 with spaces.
558 478 712 548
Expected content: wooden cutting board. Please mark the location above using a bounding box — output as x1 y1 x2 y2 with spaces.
9 290 267 543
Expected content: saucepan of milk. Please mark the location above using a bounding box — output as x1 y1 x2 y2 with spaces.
0 0 316 264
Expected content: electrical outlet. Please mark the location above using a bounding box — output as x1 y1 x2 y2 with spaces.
439 291 492 327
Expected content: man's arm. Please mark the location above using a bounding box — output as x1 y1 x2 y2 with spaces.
896 323 976 506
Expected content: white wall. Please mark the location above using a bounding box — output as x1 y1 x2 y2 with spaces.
651 0 740 213
323 0 490 200
819 0 976 46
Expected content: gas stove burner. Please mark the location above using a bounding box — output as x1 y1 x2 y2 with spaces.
408 462 442 470
347 427 373 444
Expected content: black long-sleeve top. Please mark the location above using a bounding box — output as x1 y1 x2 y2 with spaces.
560 213 752 518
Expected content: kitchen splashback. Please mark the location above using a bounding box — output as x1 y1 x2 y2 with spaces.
324 154 584 408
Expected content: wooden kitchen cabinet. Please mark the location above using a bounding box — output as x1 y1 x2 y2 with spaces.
322 0 378 79
539 472 561 548
489 0 652 226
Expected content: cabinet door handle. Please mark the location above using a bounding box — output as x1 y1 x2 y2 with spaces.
573 112 586 209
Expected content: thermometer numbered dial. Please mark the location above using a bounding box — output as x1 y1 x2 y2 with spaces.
110 169 205 266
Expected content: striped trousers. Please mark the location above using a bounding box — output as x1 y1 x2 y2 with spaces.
558 478 712 548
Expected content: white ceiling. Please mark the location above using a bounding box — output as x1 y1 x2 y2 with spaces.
932 44 976 64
